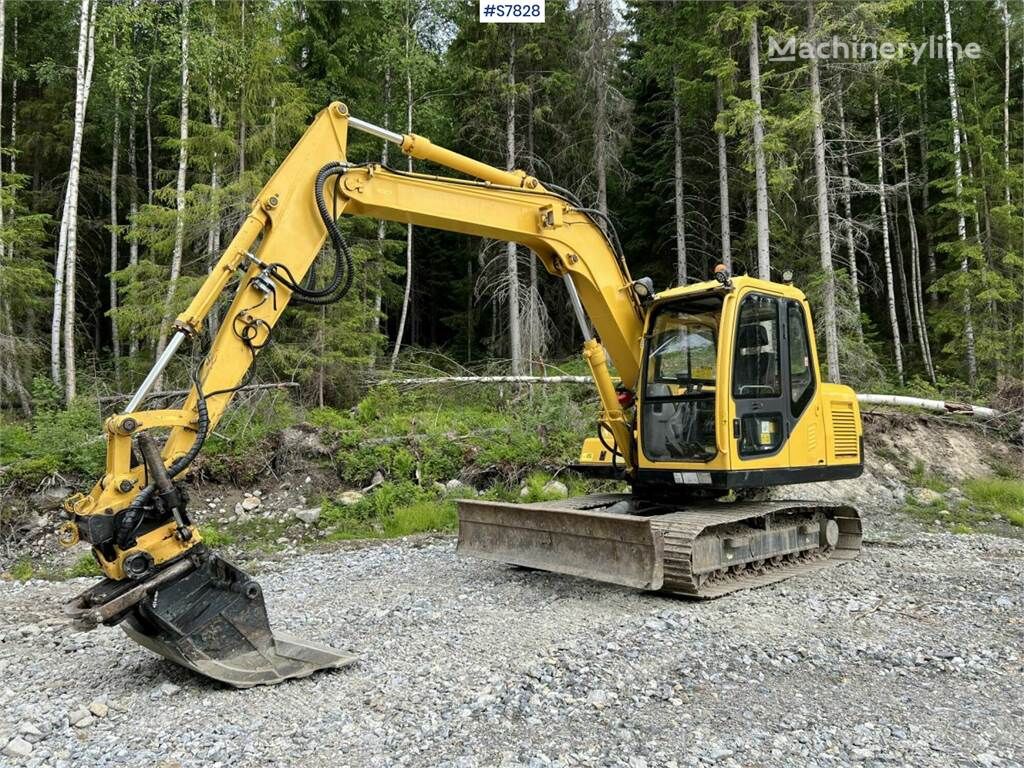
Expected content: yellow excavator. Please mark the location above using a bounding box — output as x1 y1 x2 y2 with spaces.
61 103 863 687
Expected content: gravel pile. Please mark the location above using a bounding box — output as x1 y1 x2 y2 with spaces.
1 515 1021 768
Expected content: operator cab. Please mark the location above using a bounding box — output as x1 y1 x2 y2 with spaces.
575 274 862 494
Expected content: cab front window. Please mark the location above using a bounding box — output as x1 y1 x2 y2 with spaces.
641 297 722 462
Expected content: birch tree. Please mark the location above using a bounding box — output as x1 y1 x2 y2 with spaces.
836 82 862 337
807 1 839 382
749 14 770 279
389 6 416 371
155 0 191 372
672 80 688 285
51 0 97 399
899 122 935 382
874 89 903 386
715 77 732 270
942 0 977 385
504 33 522 374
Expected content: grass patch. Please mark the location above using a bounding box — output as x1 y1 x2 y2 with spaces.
5 558 36 581
67 554 101 578
382 500 458 537
963 478 1024 527
908 460 950 493
199 525 234 547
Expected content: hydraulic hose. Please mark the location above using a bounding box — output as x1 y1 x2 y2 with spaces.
115 370 211 549
268 162 354 305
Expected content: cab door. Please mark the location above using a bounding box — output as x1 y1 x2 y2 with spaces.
730 293 788 462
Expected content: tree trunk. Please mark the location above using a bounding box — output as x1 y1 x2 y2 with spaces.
586 0 610 217
238 0 246 176
374 68 391 337
145 64 154 205
109 96 122 380
389 25 415 372
874 89 903 386
808 1 839 383
51 0 93 387
206 94 221 341
672 80 688 285
749 15 770 279
4 14 12 259
942 0 977 385
127 104 139 356
899 123 935 383
917 87 937 306
155 0 190 378
59 0 98 401
715 77 732 271
1003 0 1011 206
836 82 862 337
505 33 522 375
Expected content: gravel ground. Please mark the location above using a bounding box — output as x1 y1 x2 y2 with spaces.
1 513 1022 768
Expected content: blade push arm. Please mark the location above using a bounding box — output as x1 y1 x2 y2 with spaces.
65 102 645 582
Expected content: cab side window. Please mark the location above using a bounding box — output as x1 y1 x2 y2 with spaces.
787 301 815 417
732 295 781 399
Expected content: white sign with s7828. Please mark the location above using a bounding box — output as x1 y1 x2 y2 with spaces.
479 0 545 23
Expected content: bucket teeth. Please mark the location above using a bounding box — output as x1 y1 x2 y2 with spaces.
66 551 357 688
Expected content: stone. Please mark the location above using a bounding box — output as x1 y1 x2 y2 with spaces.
293 507 320 525
519 486 531 498
89 701 109 718
4 737 32 758
587 689 612 707
910 487 943 506
159 682 180 697
542 480 568 498
445 479 466 493
73 716 95 729
241 495 262 511
336 490 364 506
27 486 72 511
995 596 1013 609
67 709 90 727
16 723 41 738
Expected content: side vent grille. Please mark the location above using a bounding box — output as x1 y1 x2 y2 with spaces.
830 403 859 459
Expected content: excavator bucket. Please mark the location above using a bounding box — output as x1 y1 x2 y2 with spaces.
65 552 357 688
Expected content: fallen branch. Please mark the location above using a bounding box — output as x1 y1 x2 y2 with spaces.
96 381 299 405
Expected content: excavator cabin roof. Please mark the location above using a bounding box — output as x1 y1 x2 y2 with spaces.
651 274 808 307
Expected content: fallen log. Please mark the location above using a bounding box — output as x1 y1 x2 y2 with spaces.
375 376 1004 419
855 393 1001 419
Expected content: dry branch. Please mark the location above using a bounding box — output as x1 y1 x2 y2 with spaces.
97 381 299 405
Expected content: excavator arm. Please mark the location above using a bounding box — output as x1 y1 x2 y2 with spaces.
61 102 650 687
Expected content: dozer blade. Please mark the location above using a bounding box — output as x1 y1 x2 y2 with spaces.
65 551 357 688
457 493 862 598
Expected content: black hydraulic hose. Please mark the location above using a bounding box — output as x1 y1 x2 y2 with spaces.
115 370 211 549
268 162 354 305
